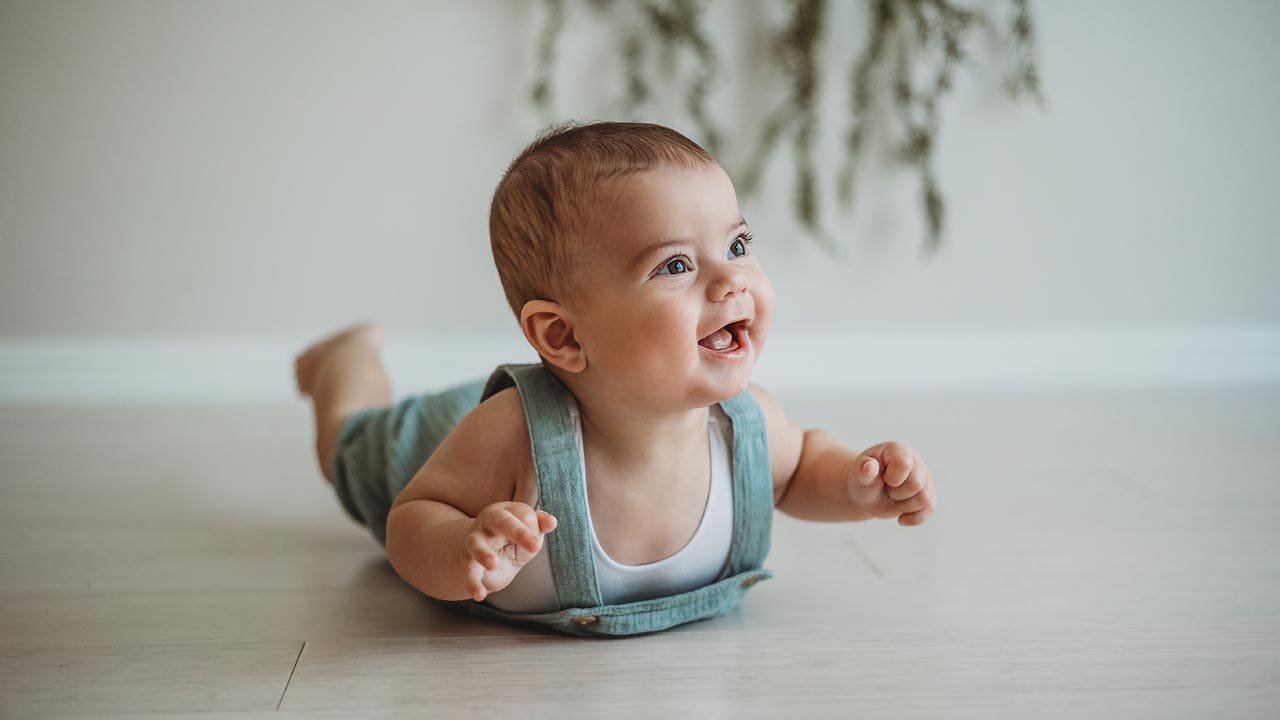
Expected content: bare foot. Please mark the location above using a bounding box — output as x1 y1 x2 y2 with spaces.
294 322 386 396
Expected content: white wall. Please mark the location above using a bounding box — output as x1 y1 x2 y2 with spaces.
1 0 1277 398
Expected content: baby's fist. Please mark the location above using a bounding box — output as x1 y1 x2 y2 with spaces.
461 501 557 602
848 441 937 526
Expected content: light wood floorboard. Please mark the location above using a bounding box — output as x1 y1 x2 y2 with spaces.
1 386 1277 717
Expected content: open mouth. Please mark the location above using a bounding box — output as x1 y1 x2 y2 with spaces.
698 320 749 354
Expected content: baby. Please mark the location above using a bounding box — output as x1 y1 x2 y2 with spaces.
295 121 936 636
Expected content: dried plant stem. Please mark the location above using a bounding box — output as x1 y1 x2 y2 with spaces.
1005 0 1043 102
529 0 565 114
838 0 995 255
642 0 724 156
740 0 827 240
525 0 1043 255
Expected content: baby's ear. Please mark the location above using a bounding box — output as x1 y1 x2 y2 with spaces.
519 300 586 373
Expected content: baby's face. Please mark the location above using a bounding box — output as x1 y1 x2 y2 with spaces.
566 163 774 410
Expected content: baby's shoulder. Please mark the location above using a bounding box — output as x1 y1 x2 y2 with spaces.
455 385 536 469
396 386 538 515
458 385 526 438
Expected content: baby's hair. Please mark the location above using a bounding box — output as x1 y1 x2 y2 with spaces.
489 121 716 317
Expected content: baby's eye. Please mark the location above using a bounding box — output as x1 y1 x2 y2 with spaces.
728 232 753 259
657 256 692 275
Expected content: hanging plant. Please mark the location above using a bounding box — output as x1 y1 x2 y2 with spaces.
830 0 1044 254
528 0 1042 256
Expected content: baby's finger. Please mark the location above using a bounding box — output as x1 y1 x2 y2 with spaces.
887 464 927 501
485 509 542 554
465 533 499 571
855 457 880 487
897 488 937 524
881 445 914 488
849 456 880 497
537 510 558 534
466 559 488 602
891 491 929 514
898 505 934 526
506 503 541 532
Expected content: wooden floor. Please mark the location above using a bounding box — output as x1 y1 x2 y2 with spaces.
1 386 1278 717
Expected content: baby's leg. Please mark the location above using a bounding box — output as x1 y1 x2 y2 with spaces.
295 322 391 483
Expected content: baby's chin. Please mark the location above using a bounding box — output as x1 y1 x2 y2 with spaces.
690 363 757 407
708 382 751 406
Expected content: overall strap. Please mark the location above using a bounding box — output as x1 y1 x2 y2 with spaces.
717 390 774 574
480 363 604 609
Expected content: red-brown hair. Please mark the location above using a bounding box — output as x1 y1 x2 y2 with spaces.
489 121 716 316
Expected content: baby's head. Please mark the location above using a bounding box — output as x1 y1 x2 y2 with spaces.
489 121 774 409
490 122 717 315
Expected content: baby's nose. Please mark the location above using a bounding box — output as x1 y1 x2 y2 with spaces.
707 269 748 301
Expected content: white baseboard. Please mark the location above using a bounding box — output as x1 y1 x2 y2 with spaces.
1 325 1277 404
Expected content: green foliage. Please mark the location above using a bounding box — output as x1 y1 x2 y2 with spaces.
739 0 826 246
528 0 1043 255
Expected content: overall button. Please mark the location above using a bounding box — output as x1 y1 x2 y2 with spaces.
739 575 761 588
572 615 598 625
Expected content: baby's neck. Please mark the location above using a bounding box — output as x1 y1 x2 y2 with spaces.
572 391 711 478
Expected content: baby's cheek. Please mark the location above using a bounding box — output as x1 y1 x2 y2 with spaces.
752 290 774 346
755 272 777 314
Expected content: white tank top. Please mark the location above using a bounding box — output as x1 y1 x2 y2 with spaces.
484 401 735 614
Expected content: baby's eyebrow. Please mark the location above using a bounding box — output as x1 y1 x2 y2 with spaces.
630 218 748 270
630 240 685 271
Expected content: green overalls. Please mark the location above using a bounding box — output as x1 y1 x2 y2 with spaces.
330 363 774 637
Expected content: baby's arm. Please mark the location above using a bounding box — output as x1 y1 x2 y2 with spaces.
385 389 553 602
750 384 937 526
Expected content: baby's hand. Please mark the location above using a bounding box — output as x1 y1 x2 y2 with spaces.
460 501 558 602
847 441 937 526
